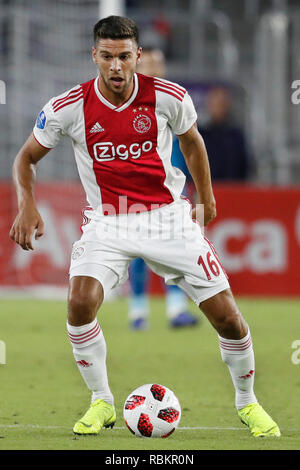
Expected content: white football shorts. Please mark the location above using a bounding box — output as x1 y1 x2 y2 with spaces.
69 199 230 305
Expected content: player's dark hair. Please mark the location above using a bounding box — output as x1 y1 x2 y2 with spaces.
93 16 139 46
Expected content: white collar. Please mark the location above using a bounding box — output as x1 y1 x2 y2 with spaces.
93 73 138 112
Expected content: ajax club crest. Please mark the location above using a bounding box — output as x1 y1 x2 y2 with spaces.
133 107 151 134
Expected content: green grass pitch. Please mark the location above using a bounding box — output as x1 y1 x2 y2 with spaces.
0 296 299 450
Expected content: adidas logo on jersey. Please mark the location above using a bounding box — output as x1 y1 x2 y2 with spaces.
90 122 105 133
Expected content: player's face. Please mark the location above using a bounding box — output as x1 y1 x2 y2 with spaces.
92 38 141 102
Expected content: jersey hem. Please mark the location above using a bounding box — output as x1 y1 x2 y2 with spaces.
174 117 197 136
32 133 53 150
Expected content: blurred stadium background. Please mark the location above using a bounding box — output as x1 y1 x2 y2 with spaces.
0 0 300 298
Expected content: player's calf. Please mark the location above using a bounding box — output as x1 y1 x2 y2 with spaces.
200 289 248 339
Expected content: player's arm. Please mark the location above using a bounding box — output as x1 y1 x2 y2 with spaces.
177 122 216 226
9 134 51 250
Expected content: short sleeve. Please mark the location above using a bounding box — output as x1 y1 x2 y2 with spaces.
171 92 198 136
33 99 64 149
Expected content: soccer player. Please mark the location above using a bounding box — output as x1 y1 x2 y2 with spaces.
129 45 199 330
9 16 280 437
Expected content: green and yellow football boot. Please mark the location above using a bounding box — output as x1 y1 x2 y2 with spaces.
238 403 280 437
73 399 116 435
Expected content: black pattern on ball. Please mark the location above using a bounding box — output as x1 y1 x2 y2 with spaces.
158 407 180 423
137 413 153 437
124 395 145 410
150 384 166 401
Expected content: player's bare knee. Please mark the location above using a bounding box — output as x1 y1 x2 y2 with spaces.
67 276 104 324
67 288 102 325
216 309 244 338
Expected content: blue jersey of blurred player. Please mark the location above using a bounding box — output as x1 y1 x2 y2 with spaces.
129 46 199 330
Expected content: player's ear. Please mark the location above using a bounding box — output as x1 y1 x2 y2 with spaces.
137 46 142 62
92 46 97 64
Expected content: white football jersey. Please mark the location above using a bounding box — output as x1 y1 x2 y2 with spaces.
33 73 197 215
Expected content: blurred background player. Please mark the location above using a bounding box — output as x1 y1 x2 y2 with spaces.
171 86 253 186
198 86 252 182
128 45 199 330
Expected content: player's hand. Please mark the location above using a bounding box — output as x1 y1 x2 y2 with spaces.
9 205 44 251
191 202 216 226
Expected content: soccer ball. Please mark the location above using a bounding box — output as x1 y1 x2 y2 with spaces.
123 383 181 438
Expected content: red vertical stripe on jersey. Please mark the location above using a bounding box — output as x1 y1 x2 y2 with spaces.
81 74 173 214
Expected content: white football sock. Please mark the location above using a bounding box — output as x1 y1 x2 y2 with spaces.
218 328 258 410
67 318 114 405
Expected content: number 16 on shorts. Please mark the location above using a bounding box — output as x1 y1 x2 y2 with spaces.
198 244 228 281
